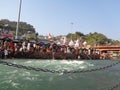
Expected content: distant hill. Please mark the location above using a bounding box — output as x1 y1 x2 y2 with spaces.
0 19 36 36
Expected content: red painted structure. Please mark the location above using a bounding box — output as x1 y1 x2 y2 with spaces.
0 34 13 39
93 46 120 51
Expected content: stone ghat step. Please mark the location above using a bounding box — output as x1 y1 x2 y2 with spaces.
9 52 101 60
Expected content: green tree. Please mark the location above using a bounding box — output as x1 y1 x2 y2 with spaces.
67 31 85 41
86 32 109 46
0 19 36 36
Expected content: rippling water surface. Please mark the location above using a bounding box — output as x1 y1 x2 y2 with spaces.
0 59 120 90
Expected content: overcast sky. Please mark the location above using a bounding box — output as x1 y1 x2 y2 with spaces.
0 0 120 40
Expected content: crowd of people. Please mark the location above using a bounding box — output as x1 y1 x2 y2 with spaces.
0 39 112 60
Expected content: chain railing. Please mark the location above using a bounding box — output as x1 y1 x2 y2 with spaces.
108 82 120 90
0 60 120 74
0 60 120 90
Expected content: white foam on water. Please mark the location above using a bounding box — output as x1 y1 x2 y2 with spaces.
56 60 88 70
1 80 11 84
8 80 12 83
1 80 20 89
21 71 31 76
42 60 95 70
25 61 33 64
60 60 85 65
11 82 20 88
68 76 73 80
58 73 64 76
86 62 94 66
80 66 86 69
11 60 95 72
7 70 18 74
25 77 35 81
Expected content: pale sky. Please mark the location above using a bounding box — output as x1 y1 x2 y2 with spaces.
0 0 120 40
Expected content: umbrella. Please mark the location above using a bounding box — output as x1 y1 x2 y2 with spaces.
0 37 12 42
13 40 19 43
69 40 74 47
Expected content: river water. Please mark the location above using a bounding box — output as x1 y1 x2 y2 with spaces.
0 59 120 90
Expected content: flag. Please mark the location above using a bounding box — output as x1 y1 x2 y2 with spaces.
9 31 13 35
69 40 74 47
62 36 68 45
48 33 52 39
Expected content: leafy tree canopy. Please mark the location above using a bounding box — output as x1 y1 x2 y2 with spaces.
0 19 36 35
67 32 120 46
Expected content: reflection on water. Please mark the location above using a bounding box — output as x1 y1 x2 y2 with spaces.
0 59 120 90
